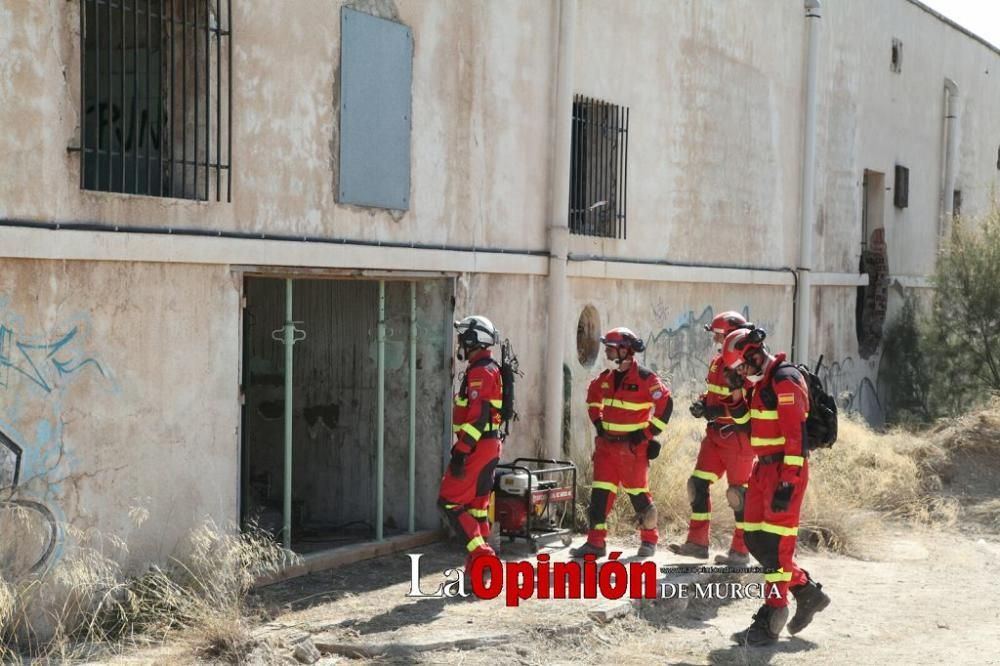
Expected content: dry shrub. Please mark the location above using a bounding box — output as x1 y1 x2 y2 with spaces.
572 411 959 558
0 520 295 664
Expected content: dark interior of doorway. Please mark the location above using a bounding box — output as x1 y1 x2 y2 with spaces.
240 276 453 553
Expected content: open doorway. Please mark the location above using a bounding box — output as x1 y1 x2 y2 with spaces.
240 276 453 553
856 170 889 359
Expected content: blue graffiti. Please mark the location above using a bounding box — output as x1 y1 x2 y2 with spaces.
0 325 107 394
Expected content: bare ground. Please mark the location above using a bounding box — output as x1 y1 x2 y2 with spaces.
153 521 996 666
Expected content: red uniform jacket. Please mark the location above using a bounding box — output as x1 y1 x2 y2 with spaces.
587 362 673 440
747 352 810 483
701 353 751 431
452 348 503 454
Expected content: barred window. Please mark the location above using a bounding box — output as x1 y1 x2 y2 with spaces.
569 96 629 239
78 0 232 201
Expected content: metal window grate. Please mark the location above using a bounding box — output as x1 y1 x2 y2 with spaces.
77 0 232 201
569 95 629 239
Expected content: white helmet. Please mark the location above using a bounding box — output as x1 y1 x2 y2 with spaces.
454 315 499 348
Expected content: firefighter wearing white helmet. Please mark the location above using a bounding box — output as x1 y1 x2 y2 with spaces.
438 315 504 573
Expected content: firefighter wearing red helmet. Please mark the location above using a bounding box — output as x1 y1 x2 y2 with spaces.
570 327 673 559
721 326 830 647
668 311 755 565
438 315 504 573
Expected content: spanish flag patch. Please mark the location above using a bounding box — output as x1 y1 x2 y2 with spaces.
778 393 795 405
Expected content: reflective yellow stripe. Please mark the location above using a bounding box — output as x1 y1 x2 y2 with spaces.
765 568 794 583
731 411 751 424
594 523 607 531
751 436 785 447
707 384 731 396
784 455 805 467
742 522 762 532
489 399 503 408
604 421 647 432
454 397 469 407
690 512 711 521
588 402 603 409
592 481 618 493
650 416 669 431
460 423 482 439
750 409 779 420
692 469 719 483
734 522 748 530
623 487 648 495
761 522 798 537
468 508 489 518
443 504 458 509
466 536 486 552
603 398 653 411
452 424 461 432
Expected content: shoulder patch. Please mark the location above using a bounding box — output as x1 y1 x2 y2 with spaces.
777 393 795 405
652 390 664 400
710 362 717 373
601 382 610 389
469 380 483 388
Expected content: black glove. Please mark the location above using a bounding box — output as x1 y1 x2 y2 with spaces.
593 419 605 438
647 439 662 460
771 482 794 513
689 400 706 419
725 369 743 390
627 429 646 445
449 452 467 479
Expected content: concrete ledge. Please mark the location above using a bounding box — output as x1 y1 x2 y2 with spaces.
0 226 549 276
256 529 444 588
811 272 870 287
568 260 795 286
890 274 934 289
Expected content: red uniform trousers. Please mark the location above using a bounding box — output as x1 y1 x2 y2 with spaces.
438 436 501 568
743 457 810 608
586 437 656 548
685 426 754 552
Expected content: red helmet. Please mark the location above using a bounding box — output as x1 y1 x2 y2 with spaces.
704 311 748 336
721 327 767 369
600 327 645 353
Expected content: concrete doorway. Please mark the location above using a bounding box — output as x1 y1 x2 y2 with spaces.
240 276 453 554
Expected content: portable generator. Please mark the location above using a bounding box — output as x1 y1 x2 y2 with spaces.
492 458 576 552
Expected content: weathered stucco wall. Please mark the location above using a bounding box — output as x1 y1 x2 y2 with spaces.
0 260 240 570
3 0 1000 568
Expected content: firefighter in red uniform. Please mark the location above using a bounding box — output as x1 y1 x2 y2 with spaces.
570 327 673 559
438 315 504 572
668 311 755 565
721 326 831 646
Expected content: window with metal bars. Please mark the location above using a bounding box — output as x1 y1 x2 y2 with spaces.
77 0 232 201
569 96 629 239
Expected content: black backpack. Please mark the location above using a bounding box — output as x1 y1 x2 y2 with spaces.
498 339 522 438
796 357 838 450
761 357 838 450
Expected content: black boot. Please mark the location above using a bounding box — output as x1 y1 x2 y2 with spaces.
731 604 788 646
570 541 606 558
788 579 830 634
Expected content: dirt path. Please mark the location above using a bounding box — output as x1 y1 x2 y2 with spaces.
237 524 1000 665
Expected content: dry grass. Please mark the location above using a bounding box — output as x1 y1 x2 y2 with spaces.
0 519 295 664
572 410 967 558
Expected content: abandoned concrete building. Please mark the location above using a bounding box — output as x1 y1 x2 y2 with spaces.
2 0 999 573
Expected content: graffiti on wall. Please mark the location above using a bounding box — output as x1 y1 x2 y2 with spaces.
816 356 885 425
0 300 115 576
0 324 107 394
641 306 767 397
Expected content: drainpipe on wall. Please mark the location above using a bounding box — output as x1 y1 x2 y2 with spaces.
941 78 961 239
544 0 576 459
795 0 821 365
